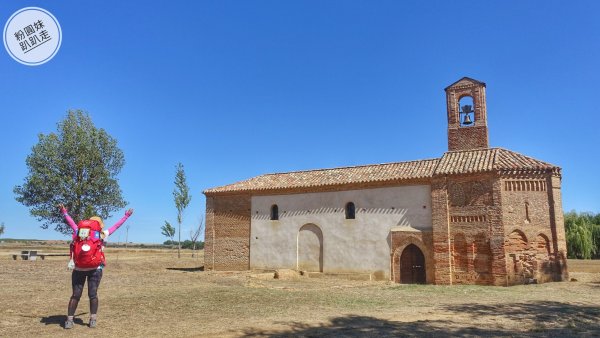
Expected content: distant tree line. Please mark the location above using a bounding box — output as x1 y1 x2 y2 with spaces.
163 240 204 250
565 211 600 259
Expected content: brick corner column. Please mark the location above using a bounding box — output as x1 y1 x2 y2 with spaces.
431 177 452 285
490 178 508 286
548 174 569 281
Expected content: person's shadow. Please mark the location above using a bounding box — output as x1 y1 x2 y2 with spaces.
41 313 87 328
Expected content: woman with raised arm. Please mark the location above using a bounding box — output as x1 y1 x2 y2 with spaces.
59 204 133 329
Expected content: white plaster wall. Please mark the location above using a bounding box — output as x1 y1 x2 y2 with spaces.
250 185 432 278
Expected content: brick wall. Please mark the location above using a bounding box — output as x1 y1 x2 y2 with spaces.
445 79 489 151
439 173 505 285
489 178 507 286
500 173 568 284
448 126 489 151
548 175 569 281
431 177 452 284
204 194 251 271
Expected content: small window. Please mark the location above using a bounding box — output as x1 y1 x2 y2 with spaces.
270 204 279 220
345 202 355 219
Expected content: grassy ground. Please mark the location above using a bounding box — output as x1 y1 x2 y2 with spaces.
0 244 599 337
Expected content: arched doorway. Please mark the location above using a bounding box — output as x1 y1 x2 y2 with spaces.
297 224 323 272
400 244 426 284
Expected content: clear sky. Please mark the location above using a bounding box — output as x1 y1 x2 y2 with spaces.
1 1 599 243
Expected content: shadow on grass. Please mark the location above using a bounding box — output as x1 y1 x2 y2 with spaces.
240 301 600 337
40 313 87 328
443 301 600 328
166 266 204 272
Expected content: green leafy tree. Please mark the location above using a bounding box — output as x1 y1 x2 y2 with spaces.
0 222 5 237
564 211 600 259
14 110 127 235
173 163 191 258
161 221 176 248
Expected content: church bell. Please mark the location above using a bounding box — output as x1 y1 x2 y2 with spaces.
461 105 473 125
462 114 473 125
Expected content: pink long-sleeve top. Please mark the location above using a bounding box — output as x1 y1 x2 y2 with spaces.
62 209 131 241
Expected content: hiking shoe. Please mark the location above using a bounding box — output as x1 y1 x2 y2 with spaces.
64 319 74 329
89 318 97 328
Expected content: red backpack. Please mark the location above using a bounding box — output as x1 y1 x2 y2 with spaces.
71 219 105 269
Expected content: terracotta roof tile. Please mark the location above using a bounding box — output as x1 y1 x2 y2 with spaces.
435 148 558 175
204 158 440 194
204 148 559 194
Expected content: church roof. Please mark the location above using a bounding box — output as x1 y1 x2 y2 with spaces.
204 158 440 194
435 148 558 175
204 148 559 195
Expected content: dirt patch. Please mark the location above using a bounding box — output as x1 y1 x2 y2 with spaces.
1 245 599 337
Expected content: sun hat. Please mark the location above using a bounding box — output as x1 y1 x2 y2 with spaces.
89 216 105 229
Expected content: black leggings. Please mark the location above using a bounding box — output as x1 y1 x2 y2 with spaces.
68 269 103 316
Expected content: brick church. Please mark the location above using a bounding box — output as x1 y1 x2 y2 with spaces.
203 77 569 286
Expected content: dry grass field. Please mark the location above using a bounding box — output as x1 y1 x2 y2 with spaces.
0 243 599 337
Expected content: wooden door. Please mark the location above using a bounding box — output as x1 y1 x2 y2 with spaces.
400 244 426 284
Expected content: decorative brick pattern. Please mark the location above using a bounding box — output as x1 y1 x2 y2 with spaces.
450 215 487 223
504 180 547 192
433 173 505 286
499 174 568 285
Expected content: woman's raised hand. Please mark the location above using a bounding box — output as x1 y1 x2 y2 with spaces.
126 208 134 217
58 204 66 213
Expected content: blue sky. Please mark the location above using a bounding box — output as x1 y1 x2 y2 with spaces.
1 1 599 243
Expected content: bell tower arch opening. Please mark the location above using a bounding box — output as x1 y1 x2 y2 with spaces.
458 96 474 127
445 77 489 151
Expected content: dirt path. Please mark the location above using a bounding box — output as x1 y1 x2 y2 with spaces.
0 246 599 337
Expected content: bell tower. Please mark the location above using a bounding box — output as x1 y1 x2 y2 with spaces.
445 77 489 151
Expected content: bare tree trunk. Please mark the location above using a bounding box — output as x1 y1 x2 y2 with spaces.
177 222 181 258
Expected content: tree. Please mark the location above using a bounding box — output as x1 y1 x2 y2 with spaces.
0 222 5 237
125 223 130 248
190 218 204 257
564 210 600 259
161 221 176 248
14 110 127 235
173 163 191 258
